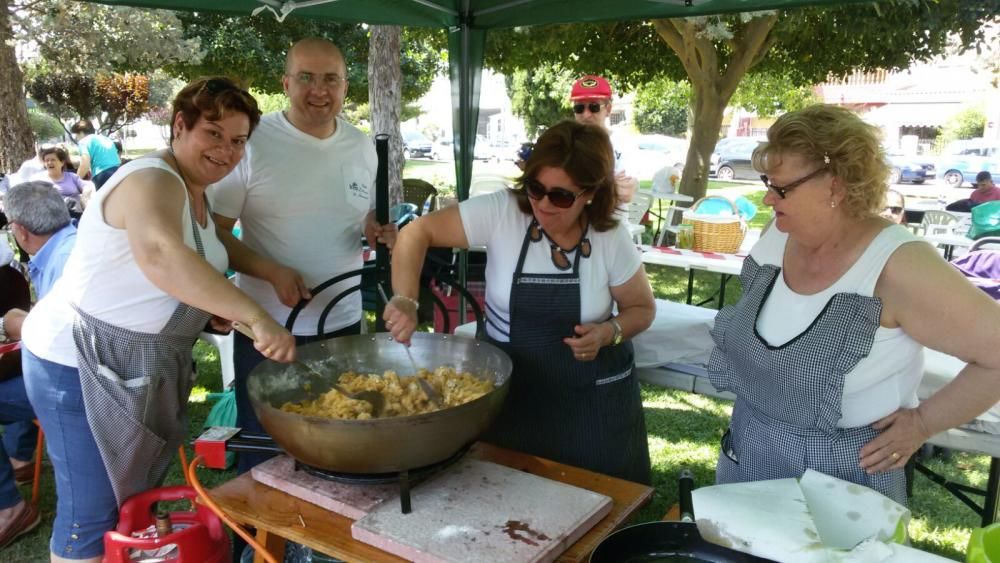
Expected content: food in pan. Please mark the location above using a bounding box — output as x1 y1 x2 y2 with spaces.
279 366 495 420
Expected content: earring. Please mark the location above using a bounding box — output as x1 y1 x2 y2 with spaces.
830 200 837 208
585 200 592 206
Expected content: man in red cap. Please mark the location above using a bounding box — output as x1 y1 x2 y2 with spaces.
570 75 638 218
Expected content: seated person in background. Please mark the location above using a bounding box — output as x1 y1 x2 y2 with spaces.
33 146 86 210
710 104 1000 505
971 171 1000 205
70 120 121 190
0 180 80 548
880 189 906 225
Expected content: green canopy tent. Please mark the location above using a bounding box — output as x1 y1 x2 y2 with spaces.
78 0 870 202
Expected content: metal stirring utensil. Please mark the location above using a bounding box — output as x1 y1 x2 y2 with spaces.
376 283 421 376
231 322 385 416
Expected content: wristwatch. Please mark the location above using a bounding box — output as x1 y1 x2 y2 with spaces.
0 316 7 343
608 318 623 346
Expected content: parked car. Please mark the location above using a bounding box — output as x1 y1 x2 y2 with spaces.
710 137 763 177
431 137 454 161
884 150 929 184
613 133 688 180
938 140 1000 187
712 138 763 181
402 130 433 159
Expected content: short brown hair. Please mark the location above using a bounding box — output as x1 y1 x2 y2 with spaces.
513 120 618 231
170 77 262 143
752 104 888 218
38 145 70 164
70 120 95 136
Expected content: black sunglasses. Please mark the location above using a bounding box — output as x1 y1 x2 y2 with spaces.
573 102 605 114
524 178 589 208
760 167 828 199
884 206 903 214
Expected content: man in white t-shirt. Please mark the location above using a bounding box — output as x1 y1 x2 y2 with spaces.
211 37 397 472
569 75 638 219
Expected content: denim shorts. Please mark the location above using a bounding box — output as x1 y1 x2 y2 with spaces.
22 347 117 559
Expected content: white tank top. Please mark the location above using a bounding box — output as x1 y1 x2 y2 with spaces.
754 224 926 427
22 158 228 367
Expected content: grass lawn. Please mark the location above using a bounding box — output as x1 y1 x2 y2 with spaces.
4 188 985 561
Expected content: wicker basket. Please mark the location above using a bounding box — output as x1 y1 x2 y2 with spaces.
687 196 746 254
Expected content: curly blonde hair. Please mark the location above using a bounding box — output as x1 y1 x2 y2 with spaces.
752 104 888 218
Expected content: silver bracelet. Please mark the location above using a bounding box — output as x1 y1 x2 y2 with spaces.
0 316 7 343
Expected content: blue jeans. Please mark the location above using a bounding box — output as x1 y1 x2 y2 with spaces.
233 322 361 473
22 347 117 559
3 421 38 462
0 376 35 509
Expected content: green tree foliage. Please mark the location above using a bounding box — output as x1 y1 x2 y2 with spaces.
28 72 150 135
485 1 999 199
28 73 100 124
729 72 818 118
634 78 690 136
506 63 575 138
27 110 64 143
168 14 443 105
938 106 987 149
13 2 201 74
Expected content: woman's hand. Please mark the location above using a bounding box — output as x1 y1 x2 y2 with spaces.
266 265 311 308
383 295 419 345
858 407 932 474
207 315 233 334
251 316 297 363
564 323 612 362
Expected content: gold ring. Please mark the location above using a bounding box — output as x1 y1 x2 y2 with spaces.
891 452 900 461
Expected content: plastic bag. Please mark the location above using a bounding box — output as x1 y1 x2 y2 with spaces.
969 201 1000 239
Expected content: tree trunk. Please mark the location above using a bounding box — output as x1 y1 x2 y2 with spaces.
653 15 778 203
0 0 35 174
368 25 403 206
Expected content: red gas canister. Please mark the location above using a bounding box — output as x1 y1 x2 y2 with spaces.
103 485 230 563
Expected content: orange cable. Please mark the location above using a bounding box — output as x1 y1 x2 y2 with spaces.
186 455 279 563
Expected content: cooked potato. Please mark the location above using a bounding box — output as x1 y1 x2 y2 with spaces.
280 366 494 420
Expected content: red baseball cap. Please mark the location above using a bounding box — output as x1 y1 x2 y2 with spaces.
570 75 613 101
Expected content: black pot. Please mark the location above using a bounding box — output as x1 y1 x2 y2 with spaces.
590 471 773 563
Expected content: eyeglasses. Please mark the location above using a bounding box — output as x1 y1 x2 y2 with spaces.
884 206 903 214
289 72 345 89
523 179 589 208
573 102 605 115
759 167 828 199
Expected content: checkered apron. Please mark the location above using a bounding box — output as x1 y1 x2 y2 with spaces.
708 257 907 504
73 201 213 506
482 219 651 484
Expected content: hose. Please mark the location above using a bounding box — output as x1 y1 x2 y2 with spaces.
186 455 279 563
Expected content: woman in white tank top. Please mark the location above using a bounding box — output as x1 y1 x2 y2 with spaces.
20 77 304 562
709 104 1000 506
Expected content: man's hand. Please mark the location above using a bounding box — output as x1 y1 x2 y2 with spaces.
266 265 312 308
615 171 638 204
2 309 27 341
366 221 399 251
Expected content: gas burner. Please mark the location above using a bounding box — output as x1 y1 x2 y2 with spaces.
294 445 470 485
293 446 471 513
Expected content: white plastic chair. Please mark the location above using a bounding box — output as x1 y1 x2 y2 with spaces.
921 210 959 236
626 192 652 244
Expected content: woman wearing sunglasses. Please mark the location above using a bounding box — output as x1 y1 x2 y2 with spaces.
19 76 301 562
384 120 655 484
711 104 1000 505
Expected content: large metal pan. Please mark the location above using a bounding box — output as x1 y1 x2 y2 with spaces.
246 332 511 474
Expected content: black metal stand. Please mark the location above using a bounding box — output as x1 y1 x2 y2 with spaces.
914 457 1000 526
